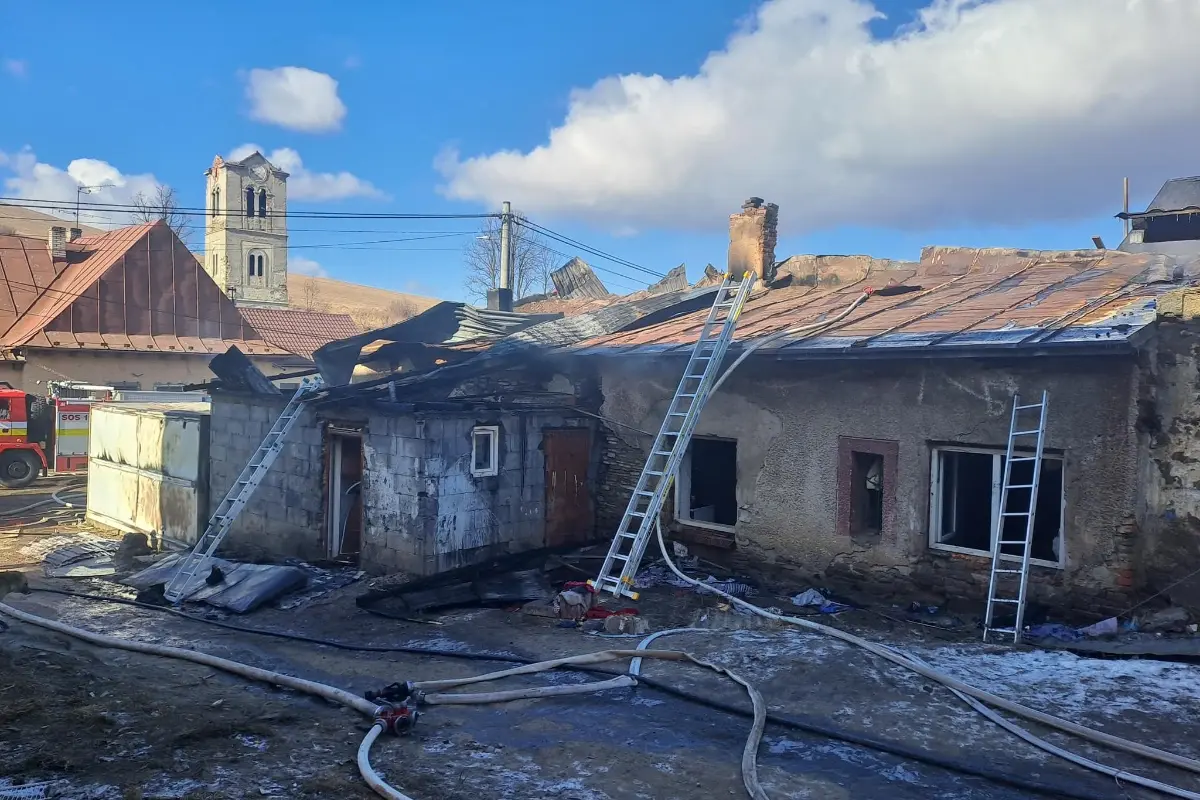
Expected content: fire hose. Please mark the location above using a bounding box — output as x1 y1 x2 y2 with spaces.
0 601 768 800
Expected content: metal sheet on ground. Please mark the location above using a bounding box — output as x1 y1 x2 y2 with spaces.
123 553 308 613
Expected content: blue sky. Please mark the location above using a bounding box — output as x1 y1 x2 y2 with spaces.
1 0 1195 301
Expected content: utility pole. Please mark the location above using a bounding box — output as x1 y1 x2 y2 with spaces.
489 201 514 312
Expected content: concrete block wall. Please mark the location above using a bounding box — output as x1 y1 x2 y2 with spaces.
360 413 428 574
359 409 595 576
208 393 325 561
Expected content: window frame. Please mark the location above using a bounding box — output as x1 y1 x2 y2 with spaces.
470 425 500 477
258 189 268 218
674 435 738 533
927 444 1066 569
245 186 255 217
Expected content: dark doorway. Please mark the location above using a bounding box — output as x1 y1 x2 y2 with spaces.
326 428 363 564
544 428 593 547
684 438 738 527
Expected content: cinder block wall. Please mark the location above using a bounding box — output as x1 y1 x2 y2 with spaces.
361 410 597 576
208 393 601 575
207 392 326 561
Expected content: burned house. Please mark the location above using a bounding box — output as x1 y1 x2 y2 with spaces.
204 277 708 575
204 197 1200 613
568 200 1200 612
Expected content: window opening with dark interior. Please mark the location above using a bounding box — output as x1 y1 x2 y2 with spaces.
258 189 268 217
932 447 1064 565
678 437 737 527
245 187 254 217
850 451 884 535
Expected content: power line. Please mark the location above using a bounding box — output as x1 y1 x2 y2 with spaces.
1 198 497 221
521 240 647 294
517 218 665 279
0 232 477 253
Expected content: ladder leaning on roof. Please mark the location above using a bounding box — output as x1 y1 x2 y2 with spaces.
589 272 757 600
163 376 323 604
982 391 1049 644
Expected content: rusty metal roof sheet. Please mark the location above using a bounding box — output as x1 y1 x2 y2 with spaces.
571 247 1199 358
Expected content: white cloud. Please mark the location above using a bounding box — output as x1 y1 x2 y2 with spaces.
290 256 328 277
228 144 385 201
3 59 27 79
439 0 1200 234
0 147 164 228
244 67 346 133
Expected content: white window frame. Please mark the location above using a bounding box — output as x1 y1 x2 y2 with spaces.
471 426 500 477
928 445 1065 569
674 436 737 533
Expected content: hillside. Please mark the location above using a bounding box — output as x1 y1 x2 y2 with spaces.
289 274 442 330
0 205 105 239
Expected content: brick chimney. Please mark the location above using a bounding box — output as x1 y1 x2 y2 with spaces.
69 227 83 242
727 197 779 283
48 226 67 260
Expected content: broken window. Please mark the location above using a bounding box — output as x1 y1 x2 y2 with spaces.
675 437 737 529
210 188 219 217
471 425 499 477
930 447 1064 567
258 189 268 218
849 451 884 535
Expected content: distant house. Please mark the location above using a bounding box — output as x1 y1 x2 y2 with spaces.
1118 175 1200 258
0 221 287 390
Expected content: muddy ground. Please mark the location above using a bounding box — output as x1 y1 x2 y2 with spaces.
4 487 1200 799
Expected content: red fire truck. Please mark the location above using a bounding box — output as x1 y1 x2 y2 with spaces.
0 384 54 488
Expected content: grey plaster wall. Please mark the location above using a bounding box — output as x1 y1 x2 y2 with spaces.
1137 319 1200 606
594 355 1142 609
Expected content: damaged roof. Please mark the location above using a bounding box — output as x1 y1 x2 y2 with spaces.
571 247 1198 359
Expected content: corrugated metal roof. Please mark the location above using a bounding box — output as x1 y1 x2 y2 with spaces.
570 247 1197 358
239 307 359 359
551 257 610 300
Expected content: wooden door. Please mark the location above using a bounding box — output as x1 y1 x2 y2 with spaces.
544 428 593 547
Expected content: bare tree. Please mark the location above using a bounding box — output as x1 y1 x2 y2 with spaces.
131 185 192 244
301 280 326 311
355 297 420 331
463 214 556 303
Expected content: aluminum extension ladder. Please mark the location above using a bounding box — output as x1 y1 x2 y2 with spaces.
982 391 1049 643
163 377 323 603
590 272 757 599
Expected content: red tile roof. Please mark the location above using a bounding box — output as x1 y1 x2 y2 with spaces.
0 222 286 356
238 307 359 359
573 247 1190 356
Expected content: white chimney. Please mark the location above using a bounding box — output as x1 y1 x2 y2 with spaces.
48 226 66 259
